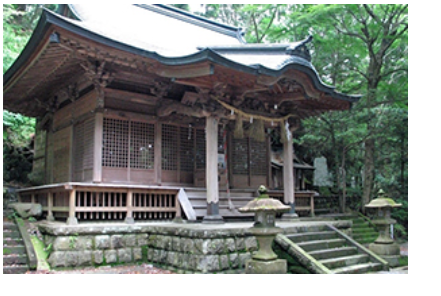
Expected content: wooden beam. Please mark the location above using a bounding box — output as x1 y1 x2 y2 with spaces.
104 88 159 106
156 63 213 79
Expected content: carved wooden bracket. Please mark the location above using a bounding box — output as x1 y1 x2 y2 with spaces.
150 80 171 98
80 60 114 108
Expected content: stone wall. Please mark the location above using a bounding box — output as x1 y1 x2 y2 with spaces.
39 223 259 273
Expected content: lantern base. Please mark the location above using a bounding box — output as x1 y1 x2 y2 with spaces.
369 241 401 267
245 259 287 274
378 255 400 268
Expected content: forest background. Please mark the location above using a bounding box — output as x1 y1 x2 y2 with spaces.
3 4 408 238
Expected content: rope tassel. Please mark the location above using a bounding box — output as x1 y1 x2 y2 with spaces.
234 113 244 139
250 119 265 142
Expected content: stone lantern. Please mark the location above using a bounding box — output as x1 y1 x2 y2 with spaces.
365 189 402 267
239 185 290 274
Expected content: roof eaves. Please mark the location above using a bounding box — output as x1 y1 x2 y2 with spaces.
4 9 361 104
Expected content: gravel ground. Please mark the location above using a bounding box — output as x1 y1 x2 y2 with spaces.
26 263 175 274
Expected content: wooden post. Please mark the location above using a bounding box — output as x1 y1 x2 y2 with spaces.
31 193 35 204
47 192 55 221
202 116 224 223
125 189 134 224
93 112 103 183
282 136 298 220
310 193 315 217
67 189 78 225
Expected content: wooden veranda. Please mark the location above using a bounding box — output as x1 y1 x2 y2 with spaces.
17 183 317 224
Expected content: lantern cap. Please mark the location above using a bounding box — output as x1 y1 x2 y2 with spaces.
365 189 402 208
239 185 290 213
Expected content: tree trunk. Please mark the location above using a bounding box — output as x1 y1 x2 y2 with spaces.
340 148 347 213
362 137 375 213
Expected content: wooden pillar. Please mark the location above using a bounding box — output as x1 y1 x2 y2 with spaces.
93 112 103 183
125 189 134 224
202 116 224 224
47 192 54 221
310 193 315 217
67 189 78 225
282 136 298 220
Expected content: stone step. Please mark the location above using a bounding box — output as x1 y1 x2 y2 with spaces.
353 236 377 245
319 254 369 269
287 231 339 243
3 254 28 265
352 226 376 233
3 222 17 231
352 232 378 239
2 265 29 274
3 230 21 239
3 237 25 247
331 262 383 274
297 238 347 252
309 246 358 260
3 245 26 256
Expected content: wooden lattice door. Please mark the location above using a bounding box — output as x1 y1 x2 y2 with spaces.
161 123 195 185
231 136 269 188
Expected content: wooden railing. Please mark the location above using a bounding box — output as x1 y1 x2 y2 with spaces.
17 183 181 224
268 191 317 217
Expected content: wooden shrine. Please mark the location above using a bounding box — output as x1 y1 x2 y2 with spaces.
3 4 360 224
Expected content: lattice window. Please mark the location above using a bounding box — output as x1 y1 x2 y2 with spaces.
83 118 94 170
232 137 249 175
161 124 178 171
102 118 129 168
180 126 194 172
195 128 206 169
130 121 155 169
250 138 268 176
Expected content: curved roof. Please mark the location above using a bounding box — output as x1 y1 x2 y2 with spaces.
3 4 360 117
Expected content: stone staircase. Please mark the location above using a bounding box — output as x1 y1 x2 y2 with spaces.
275 224 388 274
351 216 379 245
3 218 30 274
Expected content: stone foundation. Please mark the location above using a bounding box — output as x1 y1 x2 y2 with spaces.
38 222 259 273
37 220 352 273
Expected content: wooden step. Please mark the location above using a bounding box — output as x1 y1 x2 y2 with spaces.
332 262 383 274
309 246 358 260
185 191 255 198
319 254 369 269
287 231 339 243
297 238 346 252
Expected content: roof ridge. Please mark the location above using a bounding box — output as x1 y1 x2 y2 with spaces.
136 4 246 43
